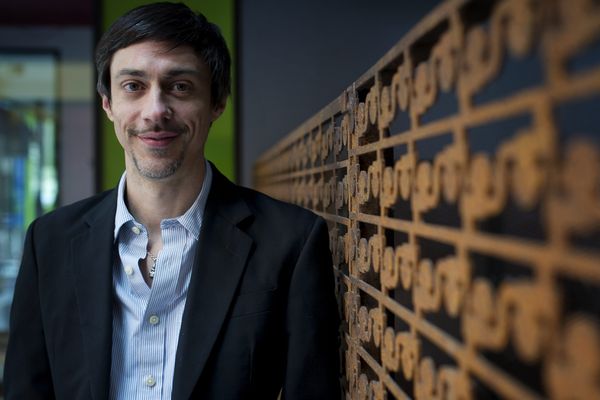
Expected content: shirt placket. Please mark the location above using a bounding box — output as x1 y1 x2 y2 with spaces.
140 220 186 399
134 306 164 399
120 223 163 399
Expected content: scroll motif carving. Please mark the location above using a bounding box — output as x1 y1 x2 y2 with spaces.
544 316 600 400
463 279 559 362
415 358 469 400
459 0 537 103
254 0 600 398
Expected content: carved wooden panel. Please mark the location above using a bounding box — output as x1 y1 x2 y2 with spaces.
253 0 600 398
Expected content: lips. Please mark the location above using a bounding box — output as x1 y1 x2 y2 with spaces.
137 131 180 148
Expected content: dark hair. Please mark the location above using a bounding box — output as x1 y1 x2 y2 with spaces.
95 2 231 106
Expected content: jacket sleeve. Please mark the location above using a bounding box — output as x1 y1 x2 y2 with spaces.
283 216 342 399
4 220 55 399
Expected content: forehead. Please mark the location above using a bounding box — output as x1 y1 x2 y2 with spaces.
109 41 207 77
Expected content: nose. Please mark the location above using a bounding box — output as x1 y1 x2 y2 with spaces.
141 87 171 122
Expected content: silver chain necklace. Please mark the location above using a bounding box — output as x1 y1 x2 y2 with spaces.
147 251 158 278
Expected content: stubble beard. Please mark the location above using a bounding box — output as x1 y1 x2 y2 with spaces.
127 125 187 180
131 147 184 179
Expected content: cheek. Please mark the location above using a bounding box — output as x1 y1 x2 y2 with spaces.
112 110 136 134
113 125 129 149
109 112 135 148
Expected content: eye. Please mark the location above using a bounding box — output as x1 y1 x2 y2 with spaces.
122 82 142 92
172 82 191 92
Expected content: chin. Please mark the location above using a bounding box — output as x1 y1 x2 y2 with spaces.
135 160 182 180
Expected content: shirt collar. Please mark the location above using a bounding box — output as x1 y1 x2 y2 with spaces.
113 160 212 241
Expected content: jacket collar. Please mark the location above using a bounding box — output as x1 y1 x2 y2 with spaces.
172 164 254 400
72 189 117 400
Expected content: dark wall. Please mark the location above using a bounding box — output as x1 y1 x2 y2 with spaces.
0 0 93 25
238 0 442 186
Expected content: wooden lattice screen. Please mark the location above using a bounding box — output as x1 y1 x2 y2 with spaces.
253 0 600 398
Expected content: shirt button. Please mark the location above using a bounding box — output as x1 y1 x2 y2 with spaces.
144 375 156 387
124 265 134 276
131 226 141 235
149 315 160 325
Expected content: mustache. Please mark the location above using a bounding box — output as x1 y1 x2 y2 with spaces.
127 124 186 136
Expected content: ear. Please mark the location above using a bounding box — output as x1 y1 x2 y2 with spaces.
210 101 226 122
101 95 114 121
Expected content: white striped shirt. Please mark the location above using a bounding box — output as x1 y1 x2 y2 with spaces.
109 162 212 400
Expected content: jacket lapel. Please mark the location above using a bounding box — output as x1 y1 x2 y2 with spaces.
172 167 253 400
71 191 116 400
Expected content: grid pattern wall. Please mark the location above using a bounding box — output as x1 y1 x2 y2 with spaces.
253 0 600 398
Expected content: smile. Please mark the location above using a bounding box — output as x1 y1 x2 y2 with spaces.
137 132 180 148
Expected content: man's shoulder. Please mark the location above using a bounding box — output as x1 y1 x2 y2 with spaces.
33 189 116 230
233 184 320 229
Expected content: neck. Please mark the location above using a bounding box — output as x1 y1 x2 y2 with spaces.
124 161 206 233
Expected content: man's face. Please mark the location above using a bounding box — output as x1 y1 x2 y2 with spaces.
102 40 224 180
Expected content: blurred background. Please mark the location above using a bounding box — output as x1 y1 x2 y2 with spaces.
0 0 440 388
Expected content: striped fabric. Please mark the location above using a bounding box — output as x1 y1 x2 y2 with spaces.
109 161 212 400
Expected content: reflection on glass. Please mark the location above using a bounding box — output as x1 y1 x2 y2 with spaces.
0 52 59 331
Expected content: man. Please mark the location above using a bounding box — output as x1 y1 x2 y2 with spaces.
4 3 340 399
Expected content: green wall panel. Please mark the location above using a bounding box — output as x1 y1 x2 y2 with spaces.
100 0 235 190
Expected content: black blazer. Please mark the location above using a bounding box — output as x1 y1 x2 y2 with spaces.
4 166 341 399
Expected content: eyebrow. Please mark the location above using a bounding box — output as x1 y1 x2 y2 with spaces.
164 68 201 78
115 68 201 78
115 69 146 78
